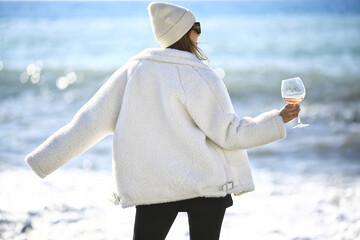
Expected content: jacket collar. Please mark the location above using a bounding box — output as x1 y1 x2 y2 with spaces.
130 48 210 70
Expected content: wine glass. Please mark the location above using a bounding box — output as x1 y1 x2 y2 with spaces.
281 77 309 128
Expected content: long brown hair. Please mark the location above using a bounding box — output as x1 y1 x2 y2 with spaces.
168 29 208 61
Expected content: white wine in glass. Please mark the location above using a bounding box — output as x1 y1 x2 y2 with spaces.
281 77 309 128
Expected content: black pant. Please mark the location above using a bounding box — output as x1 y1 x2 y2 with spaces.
133 206 227 240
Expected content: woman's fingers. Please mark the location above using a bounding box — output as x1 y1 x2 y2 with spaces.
280 104 301 123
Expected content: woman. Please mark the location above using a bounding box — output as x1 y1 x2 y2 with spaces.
25 2 300 239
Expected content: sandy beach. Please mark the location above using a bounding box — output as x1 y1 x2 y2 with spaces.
1 164 359 240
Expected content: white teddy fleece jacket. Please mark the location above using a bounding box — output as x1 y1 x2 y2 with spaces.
25 48 286 208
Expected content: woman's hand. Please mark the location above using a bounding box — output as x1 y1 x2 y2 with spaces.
280 104 301 123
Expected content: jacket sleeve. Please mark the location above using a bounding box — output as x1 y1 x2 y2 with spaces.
181 67 286 150
25 66 128 178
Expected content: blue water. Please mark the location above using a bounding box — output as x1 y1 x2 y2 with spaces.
0 0 359 170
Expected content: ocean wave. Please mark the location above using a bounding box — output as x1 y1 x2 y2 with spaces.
1 61 359 102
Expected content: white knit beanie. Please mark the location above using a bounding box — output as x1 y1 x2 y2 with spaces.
148 2 196 48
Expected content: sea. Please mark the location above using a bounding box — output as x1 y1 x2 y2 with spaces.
0 0 359 239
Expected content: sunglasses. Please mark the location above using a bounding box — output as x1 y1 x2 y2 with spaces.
191 22 201 34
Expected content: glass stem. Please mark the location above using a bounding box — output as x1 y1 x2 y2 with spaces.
298 114 302 124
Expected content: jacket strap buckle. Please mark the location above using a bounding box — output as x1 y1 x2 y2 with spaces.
222 182 234 191
112 193 121 205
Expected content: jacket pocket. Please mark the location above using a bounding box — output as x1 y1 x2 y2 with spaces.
206 139 254 191
222 148 249 167
220 147 255 193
